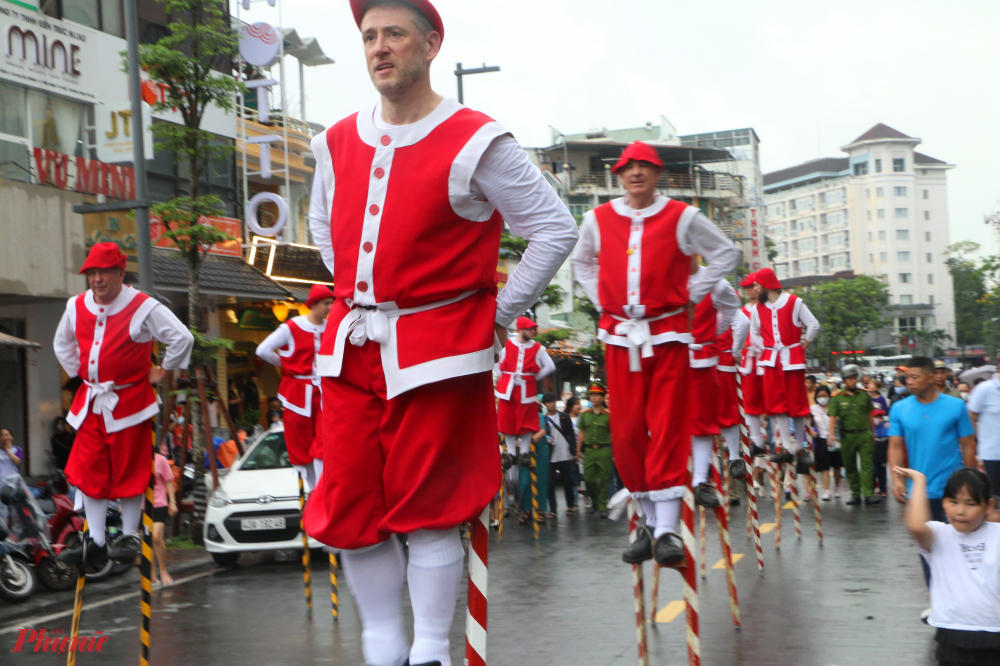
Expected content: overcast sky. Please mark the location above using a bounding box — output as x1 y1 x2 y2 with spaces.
237 0 1000 256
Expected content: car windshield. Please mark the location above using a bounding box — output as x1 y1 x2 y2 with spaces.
239 432 291 471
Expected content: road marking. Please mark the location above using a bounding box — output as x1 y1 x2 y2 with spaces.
712 554 744 569
782 501 795 510
654 600 686 623
759 522 776 533
0 569 217 635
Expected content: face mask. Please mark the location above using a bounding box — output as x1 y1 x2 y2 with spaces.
960 392 970 401
817 397 829 406
177 417 185 424
894 386 906 395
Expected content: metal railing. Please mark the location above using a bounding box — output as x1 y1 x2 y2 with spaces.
237 105 317 138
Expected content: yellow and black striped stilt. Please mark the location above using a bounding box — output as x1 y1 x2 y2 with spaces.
498 470 505 541
329 553 338 621
298 474 312 611
67 520 87 666
530 439 540 541
139 451 155 666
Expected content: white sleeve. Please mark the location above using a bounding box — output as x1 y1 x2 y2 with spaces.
308 175 335 276
143 304 194 371
256 324 293 368
678 209 741 304
536 346 556 380
570 210 601 311
731 309 750 357
471 135 579 327
713 280 741 336
749 307 761 345
795 300 820 342
53 299 79 378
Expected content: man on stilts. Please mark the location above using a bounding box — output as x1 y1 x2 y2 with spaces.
738 273 768 496
54 242 193 567
302 3 578 665
572 141 740 567
750 267 820 468
256 283 335 491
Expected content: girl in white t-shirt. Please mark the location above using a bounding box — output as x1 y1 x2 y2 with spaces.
894 466 1000 665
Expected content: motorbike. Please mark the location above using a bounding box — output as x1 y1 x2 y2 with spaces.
0 475 75 592
0 478 36 603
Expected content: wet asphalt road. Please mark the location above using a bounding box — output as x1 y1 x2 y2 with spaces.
1 482 937 666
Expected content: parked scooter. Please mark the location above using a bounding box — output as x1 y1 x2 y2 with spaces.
0 476 76 591
0 477 36 603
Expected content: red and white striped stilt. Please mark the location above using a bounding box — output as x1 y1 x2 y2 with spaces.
698 506 706 579
790 464 801 539
711 439 741 629
649 561 661 625
736 373 763 571
465 507 489 666
628 500 649 666
806 430 823 543
773 460 783 551
681 456 701 666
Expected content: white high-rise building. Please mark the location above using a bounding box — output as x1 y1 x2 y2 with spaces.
763 124 956 343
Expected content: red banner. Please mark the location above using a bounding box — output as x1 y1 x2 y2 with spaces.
150 215 242 257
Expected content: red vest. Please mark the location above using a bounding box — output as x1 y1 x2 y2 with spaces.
594 198 693 344
755 293 806 370
314 101 507 399
69 289 158 432
717 325 736 371
690 291 718 368
739 303 761 375
277 317 322 417
495 339 542 404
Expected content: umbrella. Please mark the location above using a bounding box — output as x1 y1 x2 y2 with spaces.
959 365 997 384
0 332 41 349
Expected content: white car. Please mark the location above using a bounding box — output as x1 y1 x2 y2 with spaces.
203 424 323 566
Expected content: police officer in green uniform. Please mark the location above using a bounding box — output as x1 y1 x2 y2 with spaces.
577 384 613 518
828 364 879 505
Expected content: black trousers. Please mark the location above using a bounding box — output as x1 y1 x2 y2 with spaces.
548 460 577 511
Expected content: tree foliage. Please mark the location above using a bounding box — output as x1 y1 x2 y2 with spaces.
573 294 604 380
534 328 571 347
799 275 890 366
500 229 528 259
944 241 987 347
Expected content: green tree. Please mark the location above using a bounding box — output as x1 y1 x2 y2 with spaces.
534 328 571 347
764 235 779 263
800 275 890 367
944 241 986 347
980 252 1000 361
573 294 604 380
912 328 952 357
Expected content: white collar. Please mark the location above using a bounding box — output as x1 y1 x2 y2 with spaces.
511 338 536 349
611 195 669 219
357 98 464 148
764 292 790 310
290 315 325 333
84 285 139 316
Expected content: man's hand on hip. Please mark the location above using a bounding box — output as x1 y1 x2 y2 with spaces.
149 366 168 385
494 323 508 363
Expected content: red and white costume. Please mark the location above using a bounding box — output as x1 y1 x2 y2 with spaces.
717 308 750 461
54 284 192 499
572 144 740 532
495 330 555 451
749 268 820 453
256 306 328 489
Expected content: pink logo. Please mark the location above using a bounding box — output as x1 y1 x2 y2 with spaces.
10 629 110 654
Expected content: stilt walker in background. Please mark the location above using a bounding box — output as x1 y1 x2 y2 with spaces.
496 317 555 471
737 273 767 494
750 268 820 471
717 302 751 482
572 140 740 570
55 242 194 569
256 284 335 492
303 3 578 665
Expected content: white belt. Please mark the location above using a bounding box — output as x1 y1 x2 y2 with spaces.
84 380 136 415
293 374 320 387
611 307 684 372
761 342 801 368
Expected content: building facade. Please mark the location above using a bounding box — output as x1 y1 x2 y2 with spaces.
763 123 956 345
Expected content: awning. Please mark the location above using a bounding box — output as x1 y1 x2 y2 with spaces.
152 249 292 301
0 332 42 349
247 239 333 297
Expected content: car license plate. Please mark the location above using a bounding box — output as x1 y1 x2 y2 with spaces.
240 517 286 531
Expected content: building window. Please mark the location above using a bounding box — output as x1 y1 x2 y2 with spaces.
925 232 931 242
894 186 907 196
898 316 918 333
929 295 934 305
854 162 869 176
928 273 934 284
896 229 910 240
878 209 885 219
766 223 786 238
147 123 237 216
899 273 912 284
893 158 905 172
880 252 888 262
895 208 908 218
899 295 913 305
41 0 125 38
868 232 873 241
879 230 886 240
898 251 911 262
876 187 884 197
923 189 929 199
869 253 874 263
924 211 930 221
926 253 933 263
866 188 871 197
875 158 882 173
867 210 872 220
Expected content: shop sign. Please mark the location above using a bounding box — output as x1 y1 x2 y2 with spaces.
151 215 242 257
33 146 135 199
85 212 242 259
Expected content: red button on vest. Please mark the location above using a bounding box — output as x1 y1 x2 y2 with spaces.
380 135 391 146
99 309 105 313
369 204 380 216
374 167 385 178
363 242 373 253
357 282 369 292
98 322 103 327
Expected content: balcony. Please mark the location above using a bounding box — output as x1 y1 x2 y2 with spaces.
570 170 742 198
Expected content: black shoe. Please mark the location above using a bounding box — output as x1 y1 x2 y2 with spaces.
58 535 108 570
784 490 791 501
751 444 767 457
864 495 881 505
845 496 861 505
795 449 814 472
694 482 720 508
110 534 142 564
653 533 686 568
518 453 533 469
769 451 794 464
599 510 609 519
728 459 748 480
729 497 741 507
622 524 653 564
409 662 442 666
588 505 598 515
501 453 513 471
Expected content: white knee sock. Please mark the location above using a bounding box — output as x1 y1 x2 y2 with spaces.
503 434 517 454
794 416 807 449
313 458 324 486
722 426 740 460
746 415 763 447
341 538 408 666
292 464 318 492
119 495 143 537
692 436 714 486
654 499 681 538
82 495 109 546
773 414 796 453
639 498 657 528
518 433 532 456
407 528 465 666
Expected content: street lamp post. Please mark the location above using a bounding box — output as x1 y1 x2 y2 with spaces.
454 62 500 104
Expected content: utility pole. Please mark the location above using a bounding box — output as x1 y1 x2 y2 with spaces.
454 62 500 104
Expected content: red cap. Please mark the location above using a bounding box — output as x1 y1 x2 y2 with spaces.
516 316 538 330
611 141 664 174
739 272 757 288
587 383 606 395
350 0 444 41
305 284 335 308
754 267 782 291
79 242 127 274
